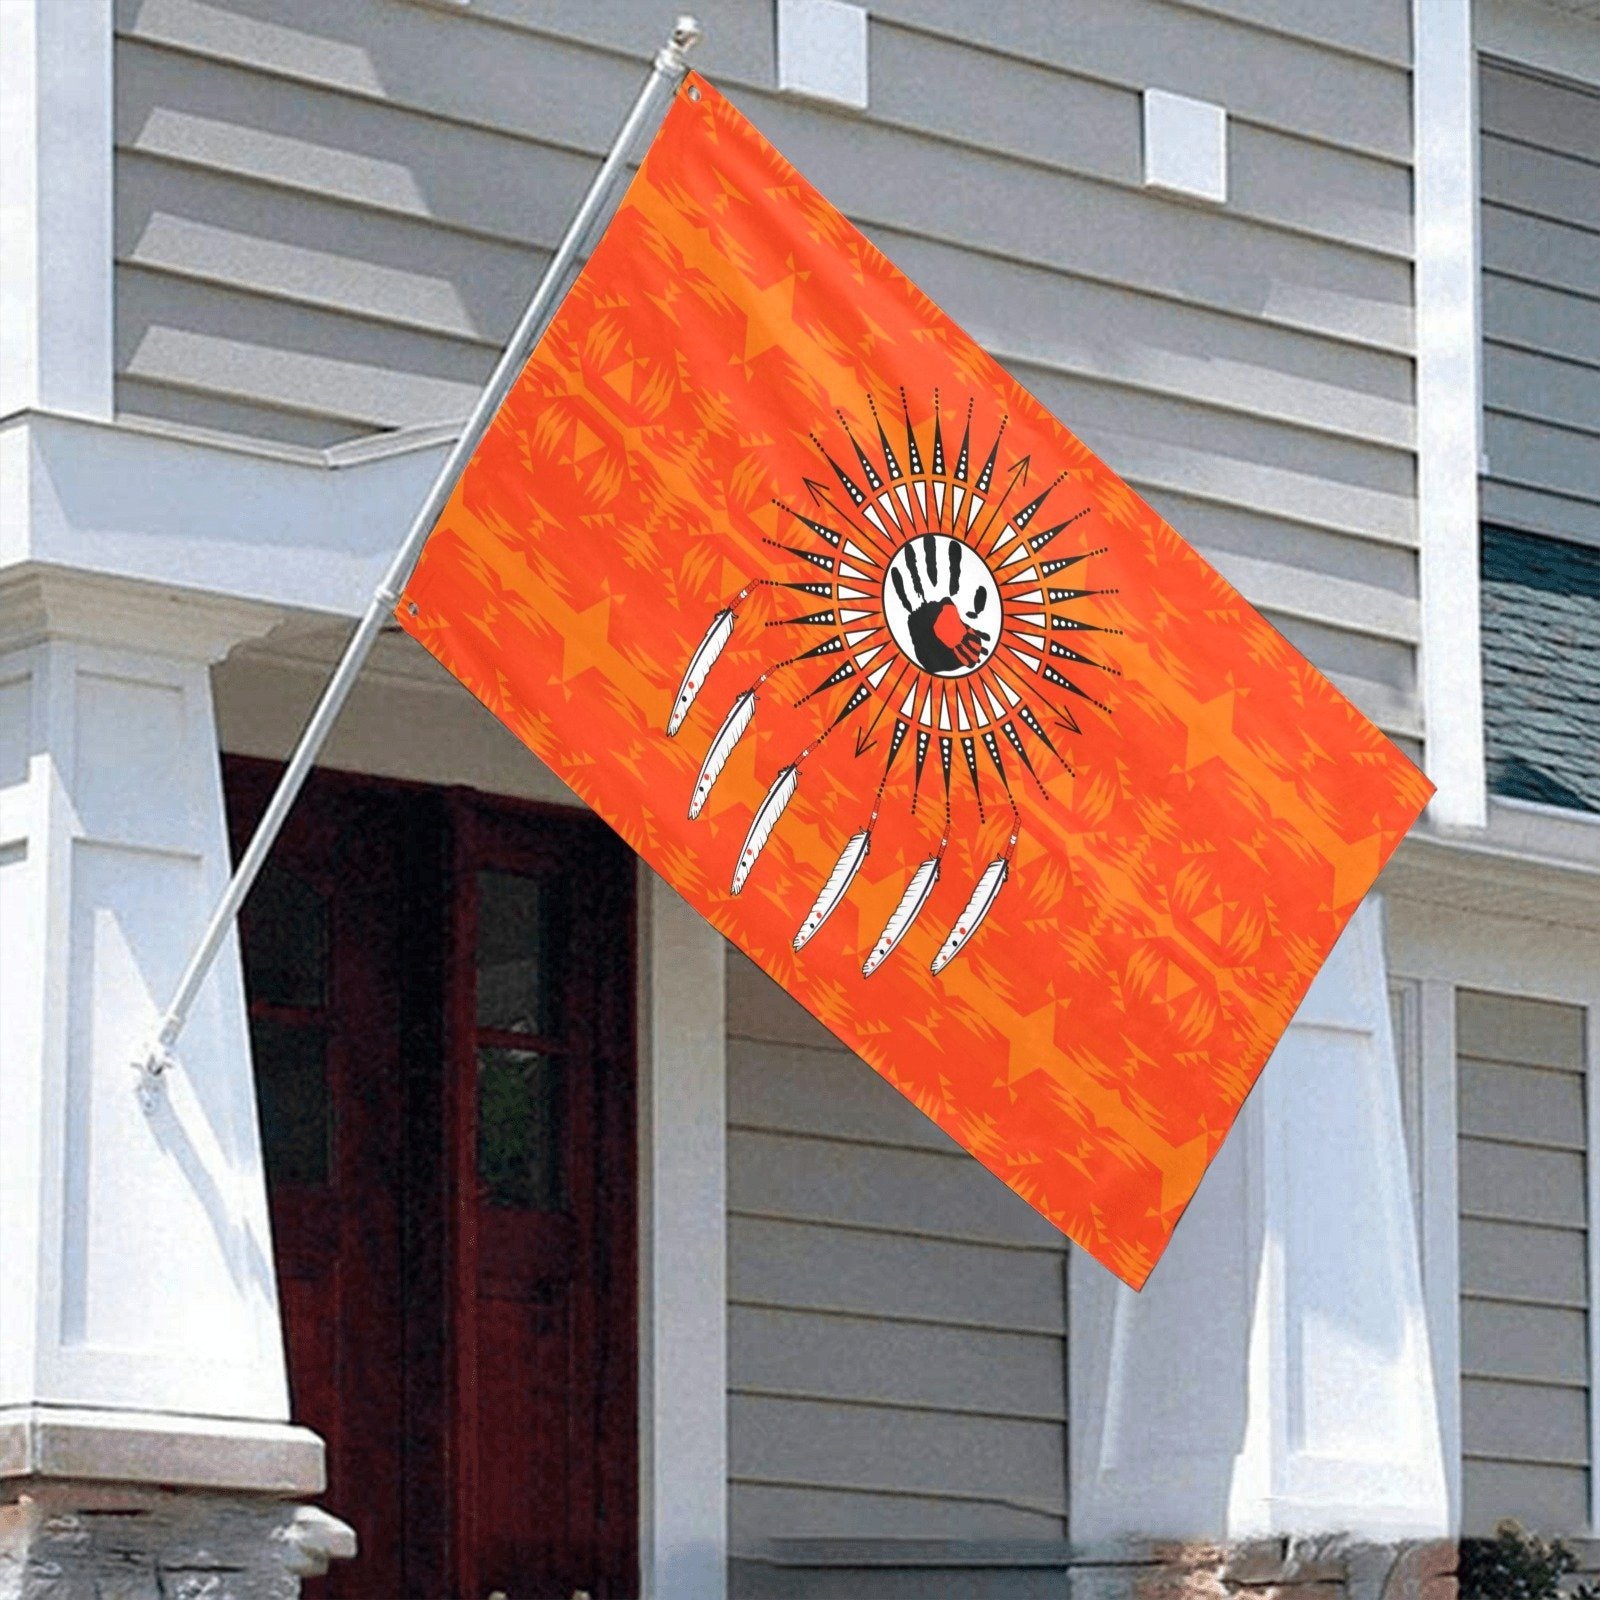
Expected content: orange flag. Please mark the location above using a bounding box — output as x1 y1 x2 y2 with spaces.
398 73 1431 1289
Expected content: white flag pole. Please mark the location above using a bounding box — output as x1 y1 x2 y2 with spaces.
138 14 704 1081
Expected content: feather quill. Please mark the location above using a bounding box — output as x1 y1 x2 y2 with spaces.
863 855 940 977
689 691 756 819
930 858 1009 975
667 608 734 735
731 765 798 894
792 830 870 950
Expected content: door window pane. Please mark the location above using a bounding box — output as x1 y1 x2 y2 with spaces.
247 862 328 1008
252 1016 331 1186
475 871 565 1036
477 1047 565 1210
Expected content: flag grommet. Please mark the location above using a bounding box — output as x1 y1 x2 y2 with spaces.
687 84 702 101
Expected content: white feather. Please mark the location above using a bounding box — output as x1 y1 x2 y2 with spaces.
689 691 755 819
930 858 1009 975
792 830 870 950
862 855 940 977
731 765 798 894
667 608 734 735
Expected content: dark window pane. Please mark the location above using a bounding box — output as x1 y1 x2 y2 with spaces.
477 1047 565 1210
252 1016 331 1187
246 863 329 1008
1481 524 1600 815
476 871 565 1036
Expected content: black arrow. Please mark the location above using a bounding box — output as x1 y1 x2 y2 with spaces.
801 476 894 562
971 455 1032 550
853 660 913 757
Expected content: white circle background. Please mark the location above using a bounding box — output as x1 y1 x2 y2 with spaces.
881 534 1002 679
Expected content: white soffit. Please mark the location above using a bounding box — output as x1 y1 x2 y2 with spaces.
1142 88 1228 205
777 0 868 110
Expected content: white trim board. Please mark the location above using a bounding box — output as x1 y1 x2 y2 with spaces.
637 875 728 1600
1 410 447 618
1388 895 1600 1000
1414 0 1488 830
1590 1000 1600 1532
0 0 114 420
1416 976 1464 1529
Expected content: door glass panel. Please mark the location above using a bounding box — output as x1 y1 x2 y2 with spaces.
475 871 564 1037
248 862 329 1007
477 1047 565 1210
252 1016 331 1186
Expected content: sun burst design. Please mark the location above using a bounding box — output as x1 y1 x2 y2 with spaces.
667 388 1118 977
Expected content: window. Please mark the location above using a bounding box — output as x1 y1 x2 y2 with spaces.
1480 525 1600 814
1478 59 1600 816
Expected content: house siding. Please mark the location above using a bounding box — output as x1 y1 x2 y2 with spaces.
726 951 1070 1548
1480 60 1600 552
109 0 1427 1554
1457 989 1591 1534
112 0 1421 753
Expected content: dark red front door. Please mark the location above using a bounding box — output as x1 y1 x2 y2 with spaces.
229 762 639 1599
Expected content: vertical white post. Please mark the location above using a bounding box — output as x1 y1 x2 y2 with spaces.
638 873 728 1600
0 569 323 1489
1071 898 1449 1541
1418 976 1464 1528
1414 0 1487 828
0 0 114 420
1587 1002 1600 1533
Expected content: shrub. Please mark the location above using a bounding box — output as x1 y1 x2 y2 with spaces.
1458 1521 1592 1600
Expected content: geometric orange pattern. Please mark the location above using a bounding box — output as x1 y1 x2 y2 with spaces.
398 74 1432 1289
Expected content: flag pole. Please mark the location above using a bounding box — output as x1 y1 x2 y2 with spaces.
137 14 704 1081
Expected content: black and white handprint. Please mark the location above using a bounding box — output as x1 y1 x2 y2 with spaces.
883 533 1000 677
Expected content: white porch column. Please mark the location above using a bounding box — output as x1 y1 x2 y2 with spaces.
0 567 324 1489
638 873 728 1600
1070 897 1450 1542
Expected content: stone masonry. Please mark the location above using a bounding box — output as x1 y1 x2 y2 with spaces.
0 1481 353 1600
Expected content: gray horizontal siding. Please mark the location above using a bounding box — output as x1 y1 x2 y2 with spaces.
868 0 1413 157
1461 1462 1590 1537
1457 988 1592 1536
726 951 1069 1549
113 0 1420 743
730 1217 1068 1337
728 1486 1059 1548
116 262 488 430
1480 60 1600 550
